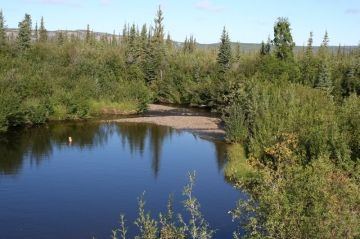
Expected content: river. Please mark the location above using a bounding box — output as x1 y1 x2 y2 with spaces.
0 121 245 239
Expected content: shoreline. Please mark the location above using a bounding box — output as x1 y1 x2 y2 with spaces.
102 104 226 141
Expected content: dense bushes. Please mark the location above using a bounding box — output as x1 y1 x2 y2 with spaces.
229 135 360 239
0 42 151 130
224 79 353 165
223 69 359 238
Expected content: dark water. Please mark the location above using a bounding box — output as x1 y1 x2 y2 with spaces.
0 121 245 239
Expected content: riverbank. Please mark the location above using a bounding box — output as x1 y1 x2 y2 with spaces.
103 104 226 141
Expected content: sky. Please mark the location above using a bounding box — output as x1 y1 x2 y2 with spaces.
0 0 359 46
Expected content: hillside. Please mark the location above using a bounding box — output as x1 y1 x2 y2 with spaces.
5 28 357 53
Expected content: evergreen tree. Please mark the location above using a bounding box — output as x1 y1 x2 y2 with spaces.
122 23 128 44
316 60 333 93
34 21 38 41
259 36 271 56
318 30 329 58
183 35 196 53
234 42 241 61
144 27 157 84
0 10 7 47
305 31 313 58
111 30 117 46
316 31 332 93
39 16 47 42
260 40 271 56
85 24 91 44
301 32 317 86
144 6 165 85
153 6 164 44
336 44 342 58
126 24 139 64
272 17 295 60
139 24 147 61
265 36 271 54
140 24 147 42
216 26 232 74
17 13 32 50
165 32 173 49
56 31 65 45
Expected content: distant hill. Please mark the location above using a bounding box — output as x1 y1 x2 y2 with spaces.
196 42 357 53
5 28 357 53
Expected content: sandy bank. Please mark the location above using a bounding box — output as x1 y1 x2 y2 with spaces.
104 104 226 141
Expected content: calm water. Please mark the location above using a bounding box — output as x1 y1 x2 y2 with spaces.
0 121 245 239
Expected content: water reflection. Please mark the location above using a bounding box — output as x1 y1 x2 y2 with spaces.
0 122 227 177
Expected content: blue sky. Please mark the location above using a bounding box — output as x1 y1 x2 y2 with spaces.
0 0 359 45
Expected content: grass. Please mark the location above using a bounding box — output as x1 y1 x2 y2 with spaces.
224 144 258 185
89 100 142 116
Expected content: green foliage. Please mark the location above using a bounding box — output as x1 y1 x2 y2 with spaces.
1 10 360 238
224 78 351 167
230 135 360 239
17 13 32 51
0 10 6 47
39 16 47 42
183 35 196 54
316 59 333 93
340 94 360 161
217 27 232 74
272 17 295 60
112 172 214 239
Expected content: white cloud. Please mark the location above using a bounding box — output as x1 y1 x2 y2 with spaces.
345 8 360 15
23 0 82 7
39 0 68 4
195 0 224 13
100 0 111 6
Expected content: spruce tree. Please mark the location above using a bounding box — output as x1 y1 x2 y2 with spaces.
144 6 165 85
17 13 32 50
122 23 128 44
234 42 241 61
85 24 91 44
153 6 164 44
318 30 329 58
272 17 295 60
305 31 313 58
260 36 271 56
0 10 7 47
165 32 173 49
260 41 267 56
302 32 316 86
216 26 232 74
34 21 38 41
39 16 47 42
144 27 157 84
265 36 271 54
111 30 117 46
139 24 147 61
316 60 332 93
56 31 65 45
316 31 332 93
183 35 196 53
126 24 139 64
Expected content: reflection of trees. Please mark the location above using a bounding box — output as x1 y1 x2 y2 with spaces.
0 127 53 175
116 123 148 155
214 142 228 170
49 122 113 149
116 123 173 178
149 125 173 177
0 121 230 179
0 122 111 176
